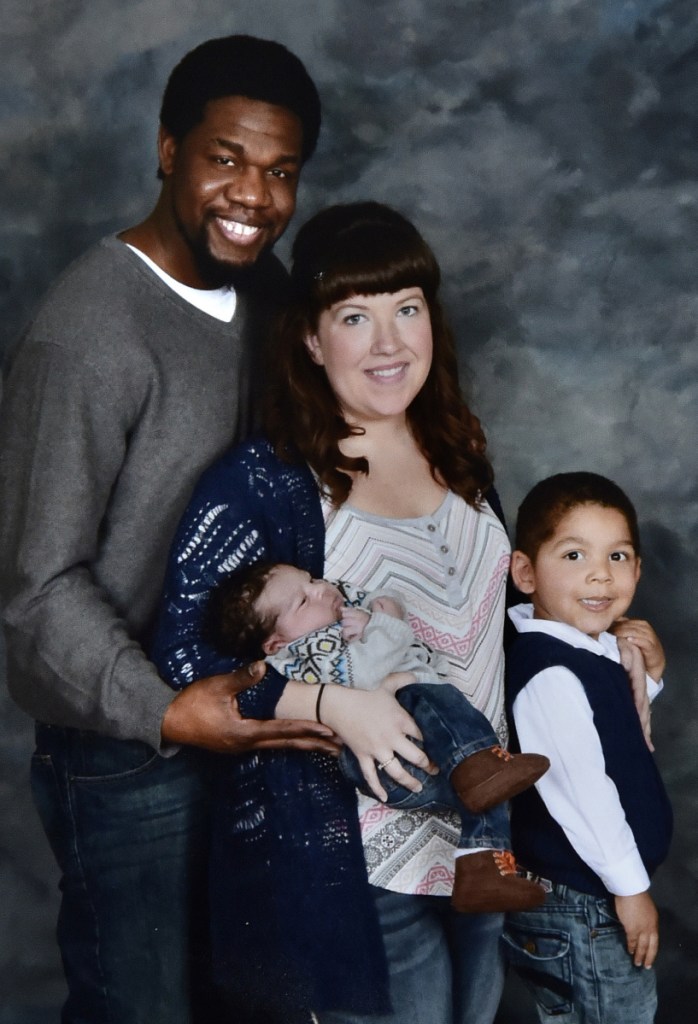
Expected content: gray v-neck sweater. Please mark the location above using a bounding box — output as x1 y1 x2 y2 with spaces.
0 236 286 748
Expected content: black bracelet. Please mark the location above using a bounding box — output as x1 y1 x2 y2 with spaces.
315 683 327 724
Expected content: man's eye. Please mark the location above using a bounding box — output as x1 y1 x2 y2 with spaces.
215 156 235 166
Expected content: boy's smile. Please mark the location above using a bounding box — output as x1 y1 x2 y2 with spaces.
511 503 641 638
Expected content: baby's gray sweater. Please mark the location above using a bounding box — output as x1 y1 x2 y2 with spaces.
0 236 285 749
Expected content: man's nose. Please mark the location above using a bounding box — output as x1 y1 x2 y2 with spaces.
224 165 271 208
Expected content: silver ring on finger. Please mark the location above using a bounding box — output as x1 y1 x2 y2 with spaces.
377 755 398 771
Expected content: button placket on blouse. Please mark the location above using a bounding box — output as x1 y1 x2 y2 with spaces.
424 516 461 600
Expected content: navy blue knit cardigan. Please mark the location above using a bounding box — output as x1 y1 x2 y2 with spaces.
151 438 390 1018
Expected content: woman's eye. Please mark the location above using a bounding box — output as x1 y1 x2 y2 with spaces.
398 304 418 317
343 313 364 325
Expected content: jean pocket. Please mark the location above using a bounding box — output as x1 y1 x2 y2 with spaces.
502 920 574 1016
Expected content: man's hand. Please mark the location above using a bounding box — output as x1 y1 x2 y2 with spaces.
614 891 659 969
161 661 340 755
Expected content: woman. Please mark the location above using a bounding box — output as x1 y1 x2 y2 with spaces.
153 203 510 1024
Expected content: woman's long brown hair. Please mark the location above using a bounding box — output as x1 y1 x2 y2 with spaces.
265 202 494 508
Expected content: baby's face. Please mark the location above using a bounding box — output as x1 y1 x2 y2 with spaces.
258 565 345 647
518 503 641 638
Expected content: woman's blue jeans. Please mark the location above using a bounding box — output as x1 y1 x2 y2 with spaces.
339 682 511 851
320 886 505 1024
30 724 221 1024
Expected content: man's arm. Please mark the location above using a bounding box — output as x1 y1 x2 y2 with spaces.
0 341 335 755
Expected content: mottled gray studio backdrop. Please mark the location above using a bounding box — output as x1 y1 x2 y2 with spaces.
1 1 696 1021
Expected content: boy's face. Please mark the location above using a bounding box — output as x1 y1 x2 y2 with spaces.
511 503 641 639
258 565 345 654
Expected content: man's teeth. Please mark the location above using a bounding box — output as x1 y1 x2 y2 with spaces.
219 219 259 237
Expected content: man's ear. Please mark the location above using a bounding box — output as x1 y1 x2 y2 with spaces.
510 550 537 595
262 633 285 655
157 124 178 178
304 333 324 366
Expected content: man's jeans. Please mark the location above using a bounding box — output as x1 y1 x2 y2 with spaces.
340 682 511 851
320 886 505 1024
502 883 657 1023
31 724 221 1024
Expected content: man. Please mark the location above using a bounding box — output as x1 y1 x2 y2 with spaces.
0 36 335 1024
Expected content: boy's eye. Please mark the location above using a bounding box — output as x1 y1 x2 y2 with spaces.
563 551 582 561
610 551 629 561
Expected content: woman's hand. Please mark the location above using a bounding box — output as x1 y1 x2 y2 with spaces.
318 685 433 802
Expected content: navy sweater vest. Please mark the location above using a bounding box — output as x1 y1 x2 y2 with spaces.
506 632 672 897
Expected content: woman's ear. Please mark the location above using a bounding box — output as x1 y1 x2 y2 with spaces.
510 550 537 595
304 333 325 366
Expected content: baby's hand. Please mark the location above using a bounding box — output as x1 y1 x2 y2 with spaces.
614 891 659 969
341 606 371 642
370 596 405 620
617 637 654 752
612 618 665 681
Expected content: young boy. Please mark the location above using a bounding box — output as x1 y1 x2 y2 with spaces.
504 472 673 1024
214 561 550 913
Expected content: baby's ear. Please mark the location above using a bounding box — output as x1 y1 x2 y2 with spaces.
510 550 537 595
262 633 284 655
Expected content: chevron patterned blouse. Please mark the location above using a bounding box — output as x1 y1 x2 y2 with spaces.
322 489 511 896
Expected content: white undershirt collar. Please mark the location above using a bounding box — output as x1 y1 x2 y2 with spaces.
126 244 237 322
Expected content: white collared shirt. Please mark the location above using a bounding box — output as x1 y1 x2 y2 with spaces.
508 603 663 896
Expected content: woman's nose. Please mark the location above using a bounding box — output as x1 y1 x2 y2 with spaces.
371 319 400 353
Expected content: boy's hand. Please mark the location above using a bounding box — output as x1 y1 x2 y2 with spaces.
617 637 654 752
614 891 659 969
612 617 666 681
341 606 371 641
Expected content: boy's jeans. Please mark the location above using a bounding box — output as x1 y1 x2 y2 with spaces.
502 883 657 1023
339 682 511 851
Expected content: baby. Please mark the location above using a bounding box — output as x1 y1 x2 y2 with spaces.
214 560 550 913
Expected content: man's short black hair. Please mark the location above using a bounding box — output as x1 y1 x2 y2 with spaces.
160 34 321 162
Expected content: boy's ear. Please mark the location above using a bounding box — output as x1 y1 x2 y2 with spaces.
304 332 325 366
634 555 642 584
510 550 537 595
262 633 285 656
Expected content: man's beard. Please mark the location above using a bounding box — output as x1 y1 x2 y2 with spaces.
174 209 265 288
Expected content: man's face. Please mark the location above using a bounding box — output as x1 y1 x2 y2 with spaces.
159 95 303 286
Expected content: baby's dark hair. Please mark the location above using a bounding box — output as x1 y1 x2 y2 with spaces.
212 561 278 659
515 472 641 561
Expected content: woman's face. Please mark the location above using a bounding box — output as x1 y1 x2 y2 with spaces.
304 287 433 426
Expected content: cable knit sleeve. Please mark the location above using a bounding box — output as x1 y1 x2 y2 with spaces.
151 438 326 719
